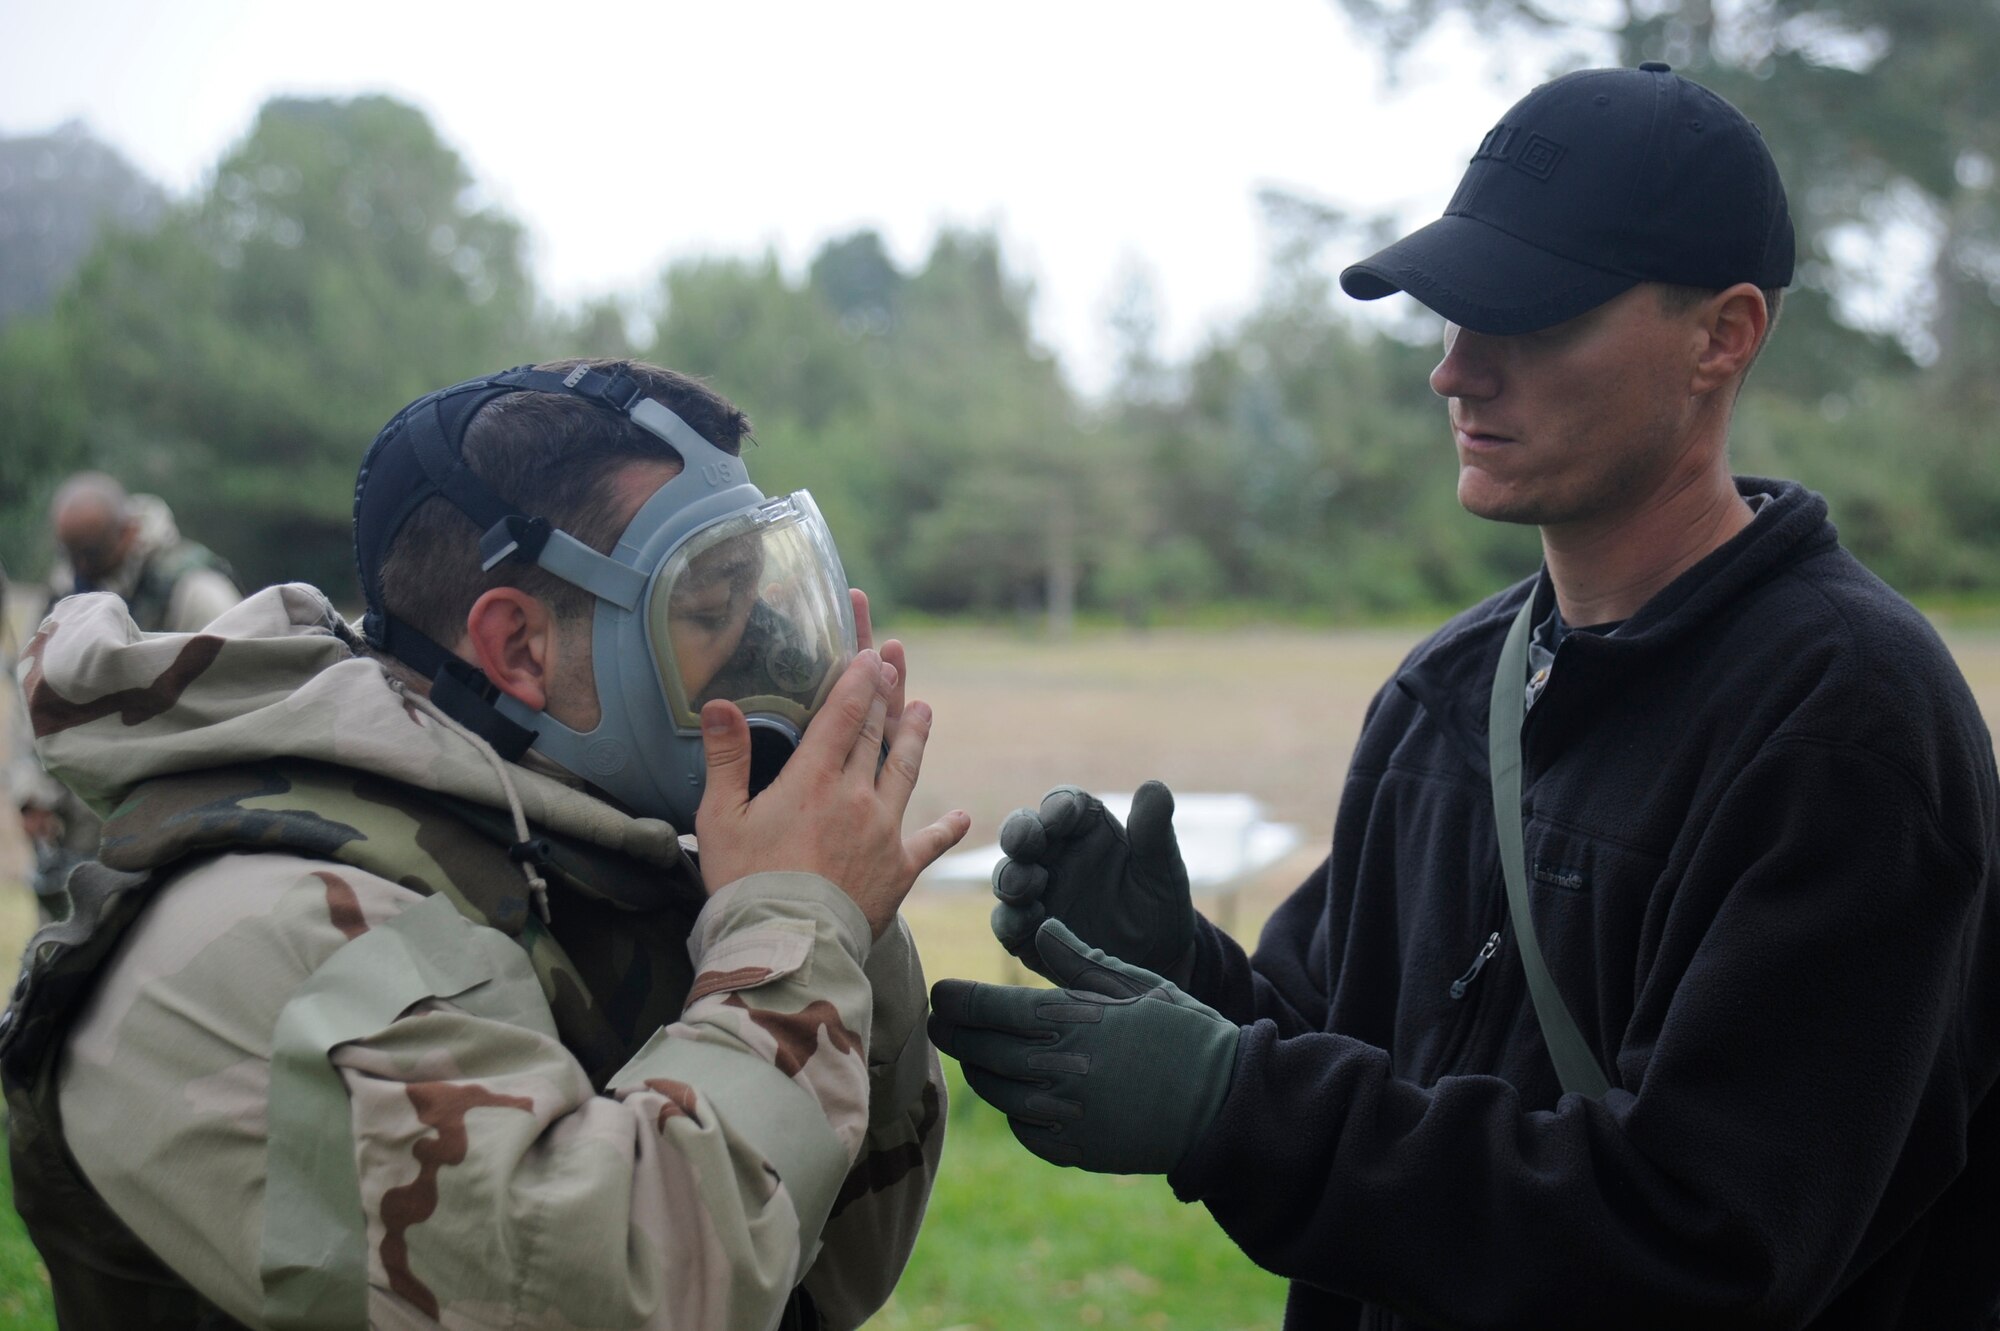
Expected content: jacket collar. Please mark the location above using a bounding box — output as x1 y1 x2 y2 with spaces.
1395 477 1838 775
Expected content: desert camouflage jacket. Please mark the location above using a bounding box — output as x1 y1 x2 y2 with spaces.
7 585 944 1330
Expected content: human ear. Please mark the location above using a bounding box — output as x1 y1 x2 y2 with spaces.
1690 283 1768 396
460 587 557 711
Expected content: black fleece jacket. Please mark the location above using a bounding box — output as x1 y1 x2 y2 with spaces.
1168 479 2000 1330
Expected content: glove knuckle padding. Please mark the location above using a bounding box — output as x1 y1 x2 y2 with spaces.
991 859 1046 905
1027 1050 1091 1076
1022 1090 1083 1123
990 901 1046 959
988 783 1196 980
999 808 1048 860
1037 786 1095 837
1033 996 1110 1024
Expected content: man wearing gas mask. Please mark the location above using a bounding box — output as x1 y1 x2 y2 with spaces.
2 360 969 1330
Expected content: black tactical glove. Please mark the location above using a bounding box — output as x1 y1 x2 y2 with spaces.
929 919 1239 1175
989 780 1196 986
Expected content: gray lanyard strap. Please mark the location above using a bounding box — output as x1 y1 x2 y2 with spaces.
1489 594 1613 1099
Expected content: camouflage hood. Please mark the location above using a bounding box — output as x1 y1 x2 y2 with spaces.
18 582 687 871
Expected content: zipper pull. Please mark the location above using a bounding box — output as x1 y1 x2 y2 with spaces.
1449 931 1501 1000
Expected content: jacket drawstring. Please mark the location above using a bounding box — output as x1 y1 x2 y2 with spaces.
392 681 553 923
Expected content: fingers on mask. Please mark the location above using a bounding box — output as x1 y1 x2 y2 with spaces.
697 702 752 807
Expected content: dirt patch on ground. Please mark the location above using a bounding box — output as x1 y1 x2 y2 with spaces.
898 625 1423 850
891 624 1431 980
5 621 1999 983
894 623 2000 983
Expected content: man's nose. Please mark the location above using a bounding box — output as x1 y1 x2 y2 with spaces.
1430 325 1500 401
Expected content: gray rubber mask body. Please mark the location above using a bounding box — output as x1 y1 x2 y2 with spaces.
492 398 856 831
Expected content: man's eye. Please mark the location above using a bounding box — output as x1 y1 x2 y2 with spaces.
676 609 729 633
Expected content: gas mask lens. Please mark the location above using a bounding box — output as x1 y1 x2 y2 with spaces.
651 492 855 731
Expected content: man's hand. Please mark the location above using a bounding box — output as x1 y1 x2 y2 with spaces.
929 920 1239 1175
696 648 970 936
990 781 1196 984
850 587 905 748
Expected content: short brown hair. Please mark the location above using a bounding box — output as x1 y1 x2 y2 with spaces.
1655 282 1785 321
378 359 750 645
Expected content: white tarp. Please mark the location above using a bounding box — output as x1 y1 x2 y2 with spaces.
924 792 1303 894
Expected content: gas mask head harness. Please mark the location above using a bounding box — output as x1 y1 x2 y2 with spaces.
353 363 856 831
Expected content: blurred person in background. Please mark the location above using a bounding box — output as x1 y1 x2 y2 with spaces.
43 470 242 634
933 65 2000 1329
2 360 967 1330
22 473 247 897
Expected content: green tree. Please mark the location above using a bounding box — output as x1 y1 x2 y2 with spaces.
1334 0 1998 384
869 231 1126 635
647 252 870 433
1120 237 1539 620
637 249 888 598
1319 0 2000 601
2 95 538 598
0 312 92 575
643 229 1131 633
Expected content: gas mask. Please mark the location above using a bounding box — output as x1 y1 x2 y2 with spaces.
353 363 856 831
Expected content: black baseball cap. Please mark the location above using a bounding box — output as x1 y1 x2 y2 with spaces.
1340 63 1794 334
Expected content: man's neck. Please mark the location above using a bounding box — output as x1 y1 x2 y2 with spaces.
1542 470 1755 626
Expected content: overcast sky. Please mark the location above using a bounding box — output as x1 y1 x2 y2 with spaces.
0 0 1548 393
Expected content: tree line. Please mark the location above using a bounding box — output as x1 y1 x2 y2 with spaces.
3 0 1994 628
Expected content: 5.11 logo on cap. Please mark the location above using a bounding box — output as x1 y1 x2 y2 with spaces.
1473 124 1567 181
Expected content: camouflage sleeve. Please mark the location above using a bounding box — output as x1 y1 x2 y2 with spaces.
60 854 885 1331
343 869 878 1330
800 915 948 1331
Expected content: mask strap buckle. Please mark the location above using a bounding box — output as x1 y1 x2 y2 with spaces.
479 514 552 571
428 659 536 762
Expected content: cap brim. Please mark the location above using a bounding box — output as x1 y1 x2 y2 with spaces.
1340 215 1639 335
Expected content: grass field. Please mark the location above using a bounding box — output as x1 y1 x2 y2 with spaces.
2 622 1999 1329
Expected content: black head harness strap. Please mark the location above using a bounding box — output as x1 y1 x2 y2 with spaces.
351 363 653 760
